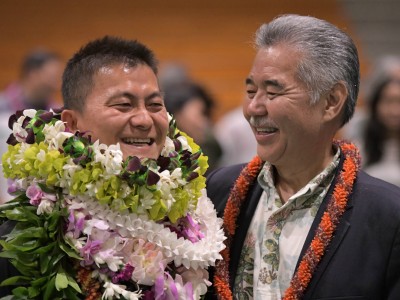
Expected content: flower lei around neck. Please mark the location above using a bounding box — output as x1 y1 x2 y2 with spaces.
0 108 226 300
214 140 360 300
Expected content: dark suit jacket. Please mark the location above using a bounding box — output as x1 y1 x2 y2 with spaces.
206 157 400 299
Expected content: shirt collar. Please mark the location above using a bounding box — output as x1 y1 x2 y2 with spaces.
258 145 341 200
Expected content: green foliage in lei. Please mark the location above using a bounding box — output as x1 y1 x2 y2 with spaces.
0 195 82 300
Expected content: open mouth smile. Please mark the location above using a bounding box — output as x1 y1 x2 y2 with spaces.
121 138 155 145
255 127 278 134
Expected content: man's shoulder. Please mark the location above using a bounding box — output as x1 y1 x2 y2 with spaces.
356 170 400 196
206 163 247 185
354 170 400 215
206 163 250 215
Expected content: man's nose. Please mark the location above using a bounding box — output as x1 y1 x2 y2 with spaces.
129 108 153 130
247 92 269 116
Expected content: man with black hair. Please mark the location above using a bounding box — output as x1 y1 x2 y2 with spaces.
61 36 168 160
0 36 169 297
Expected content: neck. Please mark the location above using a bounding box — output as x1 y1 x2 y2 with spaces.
274 144 335 202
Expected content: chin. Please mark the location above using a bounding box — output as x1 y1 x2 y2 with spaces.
122 149 159 160
257 150 278 164
257 147 270 162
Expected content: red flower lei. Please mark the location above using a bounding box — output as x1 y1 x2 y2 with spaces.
214 140 360 300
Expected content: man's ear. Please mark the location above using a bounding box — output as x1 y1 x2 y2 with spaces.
323 81 348 123
61 109 79 132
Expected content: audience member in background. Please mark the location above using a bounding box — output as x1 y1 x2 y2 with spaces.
0 49 63 112
362 77 400 186
341 55 400 186
0 49 63 203
163 82 222 172
341 55 400 142
214 105 257 167
364 55 400 97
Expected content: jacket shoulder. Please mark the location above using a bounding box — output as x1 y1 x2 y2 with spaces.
206 164 247 215
355 171 400 208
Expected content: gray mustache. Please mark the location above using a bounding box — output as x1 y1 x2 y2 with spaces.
249 116 276 128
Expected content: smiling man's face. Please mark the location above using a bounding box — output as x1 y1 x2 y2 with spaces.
62 63 169 160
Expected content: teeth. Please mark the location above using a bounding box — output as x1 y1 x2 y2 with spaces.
257 127 277 133
122 138 151 145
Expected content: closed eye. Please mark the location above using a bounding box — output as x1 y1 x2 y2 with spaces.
147 100 165 112
246 87 257 99
148 101 163 106
267 92 278 97
266 90 282 99
110 102 132 111
111 102 131 107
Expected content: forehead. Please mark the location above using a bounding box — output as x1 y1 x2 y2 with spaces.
82 63 159 107
94 62 155 79
89 63 158 90
250 45 302 79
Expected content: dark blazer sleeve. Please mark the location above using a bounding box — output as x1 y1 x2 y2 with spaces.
385 203 400 300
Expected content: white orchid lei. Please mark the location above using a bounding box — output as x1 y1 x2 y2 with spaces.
0 108 226 300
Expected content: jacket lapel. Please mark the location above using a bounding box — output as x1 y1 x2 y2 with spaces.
304 210 352 298
296 152 355 298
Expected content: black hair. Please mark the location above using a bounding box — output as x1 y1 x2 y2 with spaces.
62 36 158 111
21 50 60 77
163 82 215 118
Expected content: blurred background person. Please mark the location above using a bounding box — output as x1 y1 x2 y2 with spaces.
163 81 223 173
214 105 257 167
341 55 400 142
0 49 63 203
341 55 400 186
362 77 400 186
363 55 400 98
0 49 63 113
159 63 222 172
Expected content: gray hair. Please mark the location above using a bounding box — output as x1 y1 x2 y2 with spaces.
255 14 360 126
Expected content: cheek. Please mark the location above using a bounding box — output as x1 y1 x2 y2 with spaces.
79 115 119 142
77 114 99 131
242 102 251 121
376 103 390 120
155 113 169 135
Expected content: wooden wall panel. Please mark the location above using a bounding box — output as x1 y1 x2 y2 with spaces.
0 0 363 120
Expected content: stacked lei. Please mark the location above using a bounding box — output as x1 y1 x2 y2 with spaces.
0 108 226 300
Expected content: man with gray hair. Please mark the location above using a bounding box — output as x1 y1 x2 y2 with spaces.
206 14 400 299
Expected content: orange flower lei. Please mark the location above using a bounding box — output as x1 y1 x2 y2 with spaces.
213 155 263 300
214 140 360 300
